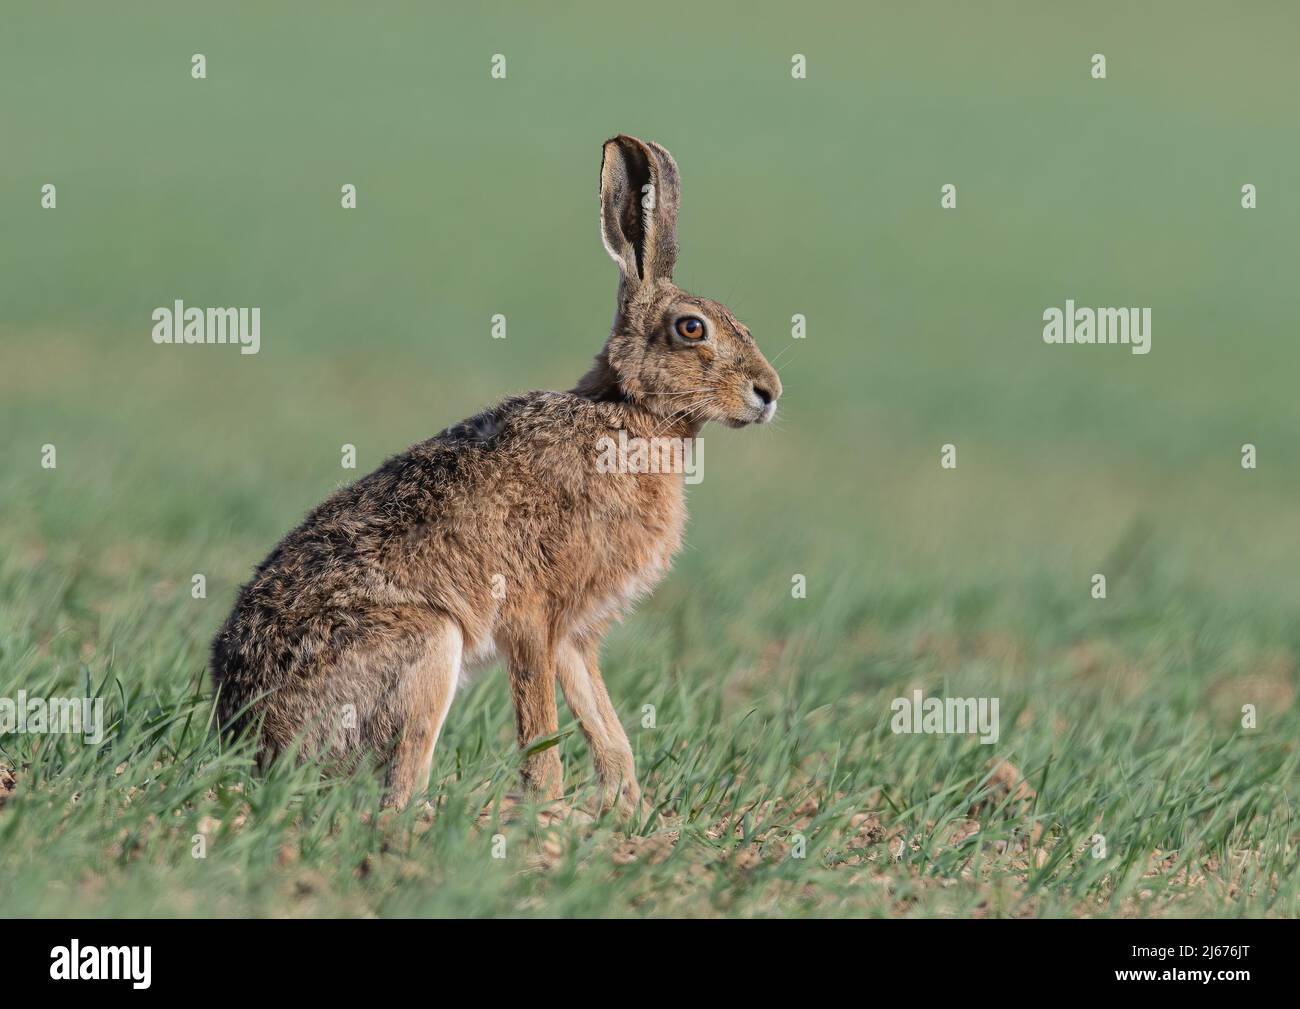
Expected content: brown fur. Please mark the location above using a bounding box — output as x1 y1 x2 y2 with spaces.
210 135 782 813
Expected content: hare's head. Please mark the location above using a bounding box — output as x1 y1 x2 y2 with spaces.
586 135 781 429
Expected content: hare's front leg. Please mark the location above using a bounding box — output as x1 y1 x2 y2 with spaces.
556 636 640 818
381 618 462 808
504 638 565 803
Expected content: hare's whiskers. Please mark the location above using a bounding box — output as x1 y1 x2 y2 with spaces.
768 343 797 365
652 397 714 438
766 344 799 378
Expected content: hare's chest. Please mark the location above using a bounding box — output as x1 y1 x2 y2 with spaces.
575 479 686 632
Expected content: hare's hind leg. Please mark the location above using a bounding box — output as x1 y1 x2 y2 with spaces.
556 636 640 818
381 617 462 808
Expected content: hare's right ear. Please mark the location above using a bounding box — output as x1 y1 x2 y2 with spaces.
599 135 680 295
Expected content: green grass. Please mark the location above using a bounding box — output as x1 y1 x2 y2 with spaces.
1 1 1298 917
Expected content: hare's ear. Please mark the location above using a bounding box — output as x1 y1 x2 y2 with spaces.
599 135 680 293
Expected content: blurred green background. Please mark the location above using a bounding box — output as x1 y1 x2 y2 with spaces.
3 1 1298 592
1 1 1297 916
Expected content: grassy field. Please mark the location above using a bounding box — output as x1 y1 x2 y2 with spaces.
1 1 1297 917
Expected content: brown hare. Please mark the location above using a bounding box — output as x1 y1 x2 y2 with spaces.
210 135 782 816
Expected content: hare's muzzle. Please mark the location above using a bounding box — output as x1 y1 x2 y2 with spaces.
746 374 781 424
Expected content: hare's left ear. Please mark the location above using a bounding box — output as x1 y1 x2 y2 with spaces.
599 135 680 293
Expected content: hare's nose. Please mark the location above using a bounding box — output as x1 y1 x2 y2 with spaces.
752 382 776 405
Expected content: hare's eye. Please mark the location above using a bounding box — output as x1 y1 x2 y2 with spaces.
675 316 707 341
